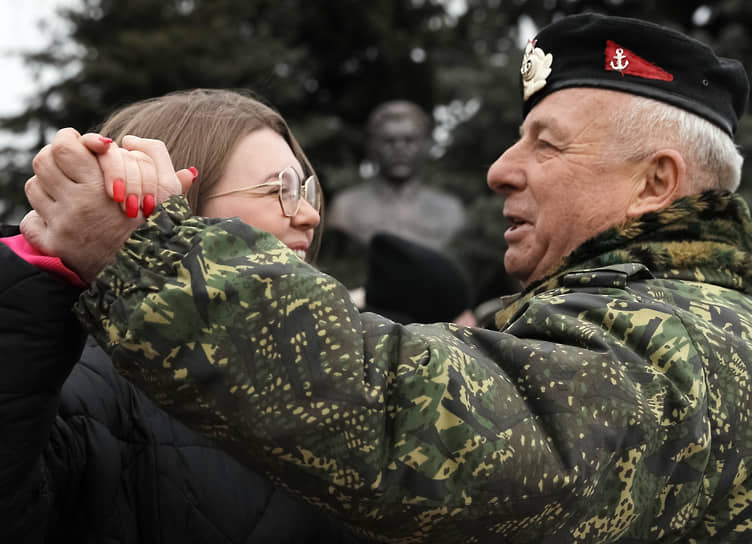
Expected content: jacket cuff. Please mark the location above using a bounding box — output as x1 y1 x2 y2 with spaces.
0 235 86 287
74 195 195 350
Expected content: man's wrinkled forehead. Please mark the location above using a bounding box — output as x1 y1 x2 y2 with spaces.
519 113 567 139
520 86 626 139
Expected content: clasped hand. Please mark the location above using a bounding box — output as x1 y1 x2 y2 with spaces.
21 128 196 283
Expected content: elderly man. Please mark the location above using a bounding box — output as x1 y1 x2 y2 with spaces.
19 13 752 544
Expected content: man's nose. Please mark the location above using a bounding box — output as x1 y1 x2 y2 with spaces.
487 141 526 195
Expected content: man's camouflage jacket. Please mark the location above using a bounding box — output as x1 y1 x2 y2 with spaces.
77 190 752 543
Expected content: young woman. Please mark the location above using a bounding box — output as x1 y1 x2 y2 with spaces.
0 89 364 544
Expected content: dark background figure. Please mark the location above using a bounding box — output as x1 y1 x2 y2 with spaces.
351 232 475 325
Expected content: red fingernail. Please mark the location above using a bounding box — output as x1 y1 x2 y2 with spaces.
99 136 113 146
126 194 139 218
189 166 199 181
143 194 155 217
113 179 125 202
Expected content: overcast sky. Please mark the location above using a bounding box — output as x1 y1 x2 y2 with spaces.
0 0 78 115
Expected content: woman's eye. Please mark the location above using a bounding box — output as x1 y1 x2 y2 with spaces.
260 184 281 195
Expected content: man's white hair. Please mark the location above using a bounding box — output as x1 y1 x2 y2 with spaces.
609 94 743 192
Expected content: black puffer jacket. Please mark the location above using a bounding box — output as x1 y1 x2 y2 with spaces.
0 226 363 543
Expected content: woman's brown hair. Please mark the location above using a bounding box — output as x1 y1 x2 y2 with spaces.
98 88 322 262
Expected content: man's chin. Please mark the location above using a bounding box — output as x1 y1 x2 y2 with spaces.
503 253 530 287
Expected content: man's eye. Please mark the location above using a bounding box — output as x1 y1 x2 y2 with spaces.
537 139 555 150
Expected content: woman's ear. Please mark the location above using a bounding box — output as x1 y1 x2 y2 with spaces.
627 149 686 218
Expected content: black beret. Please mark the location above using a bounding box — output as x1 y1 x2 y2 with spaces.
520 13 750 136
364 233 473 324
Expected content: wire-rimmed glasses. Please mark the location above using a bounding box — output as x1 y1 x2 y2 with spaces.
205 166 320 217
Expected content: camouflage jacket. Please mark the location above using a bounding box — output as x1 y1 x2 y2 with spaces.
77 190 752 543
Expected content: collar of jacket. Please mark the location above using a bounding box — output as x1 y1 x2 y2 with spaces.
494 190 752 330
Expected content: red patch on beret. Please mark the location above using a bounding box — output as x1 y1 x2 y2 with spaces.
605 41 674 81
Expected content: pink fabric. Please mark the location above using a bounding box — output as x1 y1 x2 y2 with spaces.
1 234 86 287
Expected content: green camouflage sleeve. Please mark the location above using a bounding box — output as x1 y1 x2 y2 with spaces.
76 196 724 543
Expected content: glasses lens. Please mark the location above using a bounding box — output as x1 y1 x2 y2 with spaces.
279 168 300 216
303 177 320 212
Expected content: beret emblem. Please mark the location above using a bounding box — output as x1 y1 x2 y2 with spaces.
604 40 673 81
521 40 553 100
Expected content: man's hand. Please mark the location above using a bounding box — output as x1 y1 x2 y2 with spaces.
21 128 144 283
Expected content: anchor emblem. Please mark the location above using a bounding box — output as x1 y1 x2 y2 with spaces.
604 41 673 81
610 48 629 72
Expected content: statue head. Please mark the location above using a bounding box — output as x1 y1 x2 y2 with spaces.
367 100 432 184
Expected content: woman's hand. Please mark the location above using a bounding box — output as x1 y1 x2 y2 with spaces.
79 133 197 217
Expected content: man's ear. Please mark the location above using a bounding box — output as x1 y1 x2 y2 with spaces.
627 149 686 218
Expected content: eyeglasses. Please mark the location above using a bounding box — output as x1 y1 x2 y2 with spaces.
204 166 320 217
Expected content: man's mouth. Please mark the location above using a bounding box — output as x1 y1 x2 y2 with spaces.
504 214 531 242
